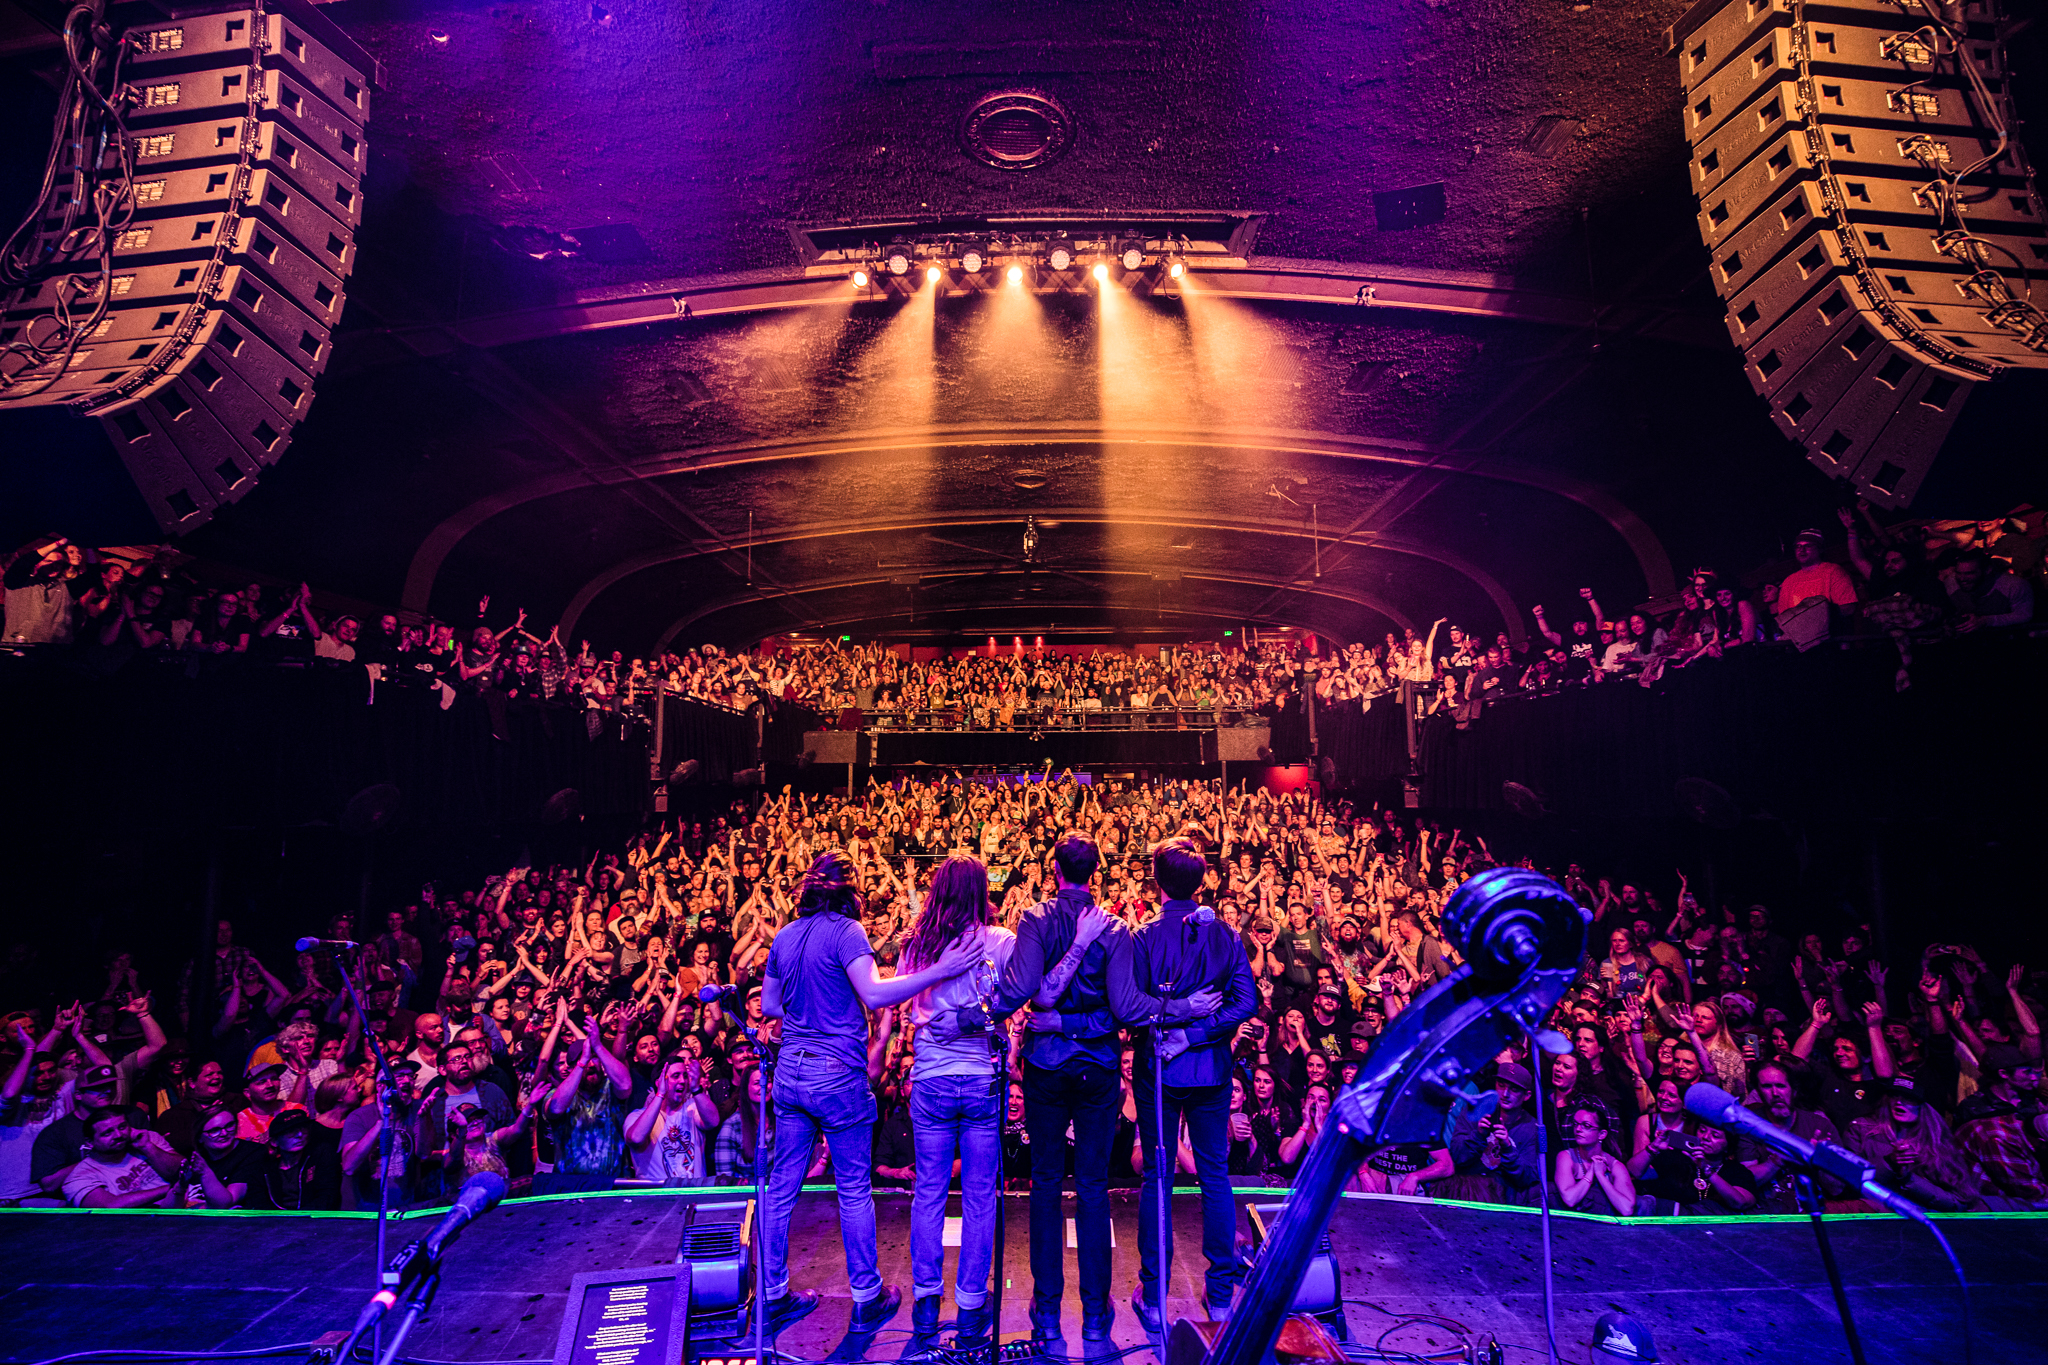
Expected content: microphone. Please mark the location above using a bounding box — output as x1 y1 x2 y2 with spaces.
296 936 361 952
1186 904 1215 942
423 1169 509 1260
344 1170 508 1355
698 982 740 1003
1682 1083 1927 1222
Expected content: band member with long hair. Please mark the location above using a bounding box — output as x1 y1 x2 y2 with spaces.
900 855 1014 1348
757 851 982 1337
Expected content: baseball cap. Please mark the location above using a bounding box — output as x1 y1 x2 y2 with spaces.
268 1108 314 1138
1980 1043 2028 1077
75 1064 118 1094
1494 1062 1533 1093
244 1060 287 1081
1591 1312 1658 1362
1794 527 1826 544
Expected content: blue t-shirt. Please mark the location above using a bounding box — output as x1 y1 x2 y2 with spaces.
764 913 874 1071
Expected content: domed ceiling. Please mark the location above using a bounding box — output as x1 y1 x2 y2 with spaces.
3 0 2041 648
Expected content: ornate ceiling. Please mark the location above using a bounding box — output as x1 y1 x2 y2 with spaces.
3 0 2040 648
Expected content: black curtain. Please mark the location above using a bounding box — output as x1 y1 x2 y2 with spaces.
1416 634 2048 821
0 654 648 832
658 695 756 782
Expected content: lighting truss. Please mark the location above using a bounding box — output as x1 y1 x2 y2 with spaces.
798 212 1264 296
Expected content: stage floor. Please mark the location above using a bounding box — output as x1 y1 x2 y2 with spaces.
0 1189 2042 1365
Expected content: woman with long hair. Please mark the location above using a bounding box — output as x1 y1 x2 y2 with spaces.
1684 999 1749 1093
900 854 1015 1347
1541 1050 1589 1152
1629 1077 1694 1168
1229 1064 1296 1180
1554 1096 1636 1215
1847 1079 1983 1211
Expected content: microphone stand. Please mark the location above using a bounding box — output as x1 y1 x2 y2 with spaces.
1794 1169 1868 1365
707 992 778 1365
1146 1016 1172 1353
371 1262 441 1365
326 943 404 1360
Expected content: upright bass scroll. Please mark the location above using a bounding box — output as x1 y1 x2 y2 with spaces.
1185 867 1589 1365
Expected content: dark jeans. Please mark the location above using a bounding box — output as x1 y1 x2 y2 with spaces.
1134 1071 1238 1302
1022 1056 1120 1311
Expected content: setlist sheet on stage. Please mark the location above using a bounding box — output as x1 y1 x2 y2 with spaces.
553 1266 689 1365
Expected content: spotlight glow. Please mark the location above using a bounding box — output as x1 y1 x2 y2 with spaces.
925 265 942 284
1006 265 1023 285
1091 263 1109 282
851 269 869 287
1169 261 1185 279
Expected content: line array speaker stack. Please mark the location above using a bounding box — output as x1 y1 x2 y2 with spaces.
1669 0 2046 506
0 0 378 533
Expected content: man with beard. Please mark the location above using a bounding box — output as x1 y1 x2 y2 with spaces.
415 1025 516 1202
1738 1059 1845 1211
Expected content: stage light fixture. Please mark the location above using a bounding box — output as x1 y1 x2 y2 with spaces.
1091 263 1109 282
1006 265 1024 285
1168 261 1186 279
925 265 942 284
1046 238 1074 272
851 269 869 287
886 247 912 276
1118 239 1146 271
962 248 984 273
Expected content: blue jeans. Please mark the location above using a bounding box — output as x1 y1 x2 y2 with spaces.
1134 1073 1238 1302
1021 1057 1120 1311
762 1049 881 1304
909 1072 1003 1308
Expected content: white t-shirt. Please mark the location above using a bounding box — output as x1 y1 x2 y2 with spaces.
63 1151 169 1207
624 1097 709 1184
907 925 1016 1081
0 1094 63 1200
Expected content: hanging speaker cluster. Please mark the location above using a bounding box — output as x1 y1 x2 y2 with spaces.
1670 0 2045 507
0 0 377 533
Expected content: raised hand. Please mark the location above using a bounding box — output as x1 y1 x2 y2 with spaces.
1810 997 1832 1026
122 991 153 1017
1859 1000 1883 1027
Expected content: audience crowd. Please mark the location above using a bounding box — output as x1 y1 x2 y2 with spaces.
3 503 2040 735
4 773 2042 1218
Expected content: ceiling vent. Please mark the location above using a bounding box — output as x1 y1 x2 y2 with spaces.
960 89 1074 171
